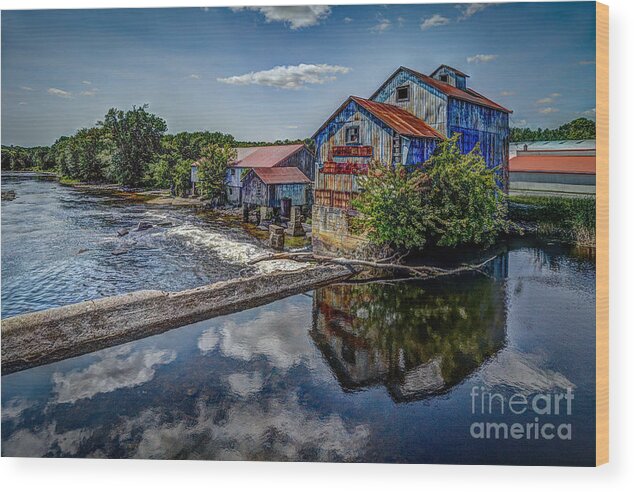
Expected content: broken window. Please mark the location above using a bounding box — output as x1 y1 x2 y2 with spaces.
440 74 448 83
396 85 410 102
345 126 360 144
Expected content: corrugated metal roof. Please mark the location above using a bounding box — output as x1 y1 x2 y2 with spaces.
251 167 311 185
510 140 596 157
232 144 305 168
352 97 445 138
509 155 596 175
371 66 512 114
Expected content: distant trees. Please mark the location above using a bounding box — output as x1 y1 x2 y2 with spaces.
196 144 236 202
353 135 510 251
510 117 595 142
2 104 312 194
101 105 167 187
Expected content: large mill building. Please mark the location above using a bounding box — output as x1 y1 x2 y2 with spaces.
311 65 512 255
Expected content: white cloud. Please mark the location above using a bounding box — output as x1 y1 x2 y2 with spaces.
397 16 406 27
583 107 596 116
511 119 528 127
81 80 91 85
80 88 98 97
18 101 28 105
233 6 331 30
344 17 353 24
371 17 392 33
500 90 515 96
467 54 498 64
458 3 491 21
420 14 450 31
51 345 176 404
20 86 35 91
536 93 561 104
226 372 264 397
218 63 350 90
188 74 201 80
198 327 220 353
539 107 559 114
47 87 72 98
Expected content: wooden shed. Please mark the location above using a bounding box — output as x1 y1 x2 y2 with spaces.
242 167 312 211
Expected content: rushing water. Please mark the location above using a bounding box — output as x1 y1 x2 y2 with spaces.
1 175 596 465
1 173 298 318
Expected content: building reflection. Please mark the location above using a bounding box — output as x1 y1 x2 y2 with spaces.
310 254 509 403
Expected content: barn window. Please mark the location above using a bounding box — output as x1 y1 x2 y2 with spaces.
345 126 360 144
396 85 410 102
440 74 448 83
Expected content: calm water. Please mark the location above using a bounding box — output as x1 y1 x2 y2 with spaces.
1 175 596 464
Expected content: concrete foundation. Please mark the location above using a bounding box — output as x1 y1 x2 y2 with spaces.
312 205 368 257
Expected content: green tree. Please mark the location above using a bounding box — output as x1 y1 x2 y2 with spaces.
196 144 236 202
352 161 437 249
101 105 167 187
353 135 510 251
425 136 510 247
510 117 595 142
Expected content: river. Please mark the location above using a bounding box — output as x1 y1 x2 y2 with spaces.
1 174 596 465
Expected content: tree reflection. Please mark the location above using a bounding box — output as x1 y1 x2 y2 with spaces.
310 255 509 402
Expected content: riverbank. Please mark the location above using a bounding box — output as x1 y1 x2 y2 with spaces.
508 195 596 247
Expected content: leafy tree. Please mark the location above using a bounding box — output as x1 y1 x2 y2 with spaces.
425 136 510 247
196 144 236 202
101 105 167 187
352 162 437 249
72 127 110 182
510 117 595 142
353 135 510 251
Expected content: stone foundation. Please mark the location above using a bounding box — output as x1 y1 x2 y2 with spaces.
311 205 368 257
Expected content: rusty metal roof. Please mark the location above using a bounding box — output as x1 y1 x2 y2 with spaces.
351 97 445 139
510 155 596 175
232 144 306 168
371 66 512 114
251 166 311 185
313 96 444 139
430 64 470 78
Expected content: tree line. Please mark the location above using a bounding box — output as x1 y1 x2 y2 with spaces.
1 104 313 198
510 117 595 142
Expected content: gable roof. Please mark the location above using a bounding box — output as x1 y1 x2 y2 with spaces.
231 144 306 168
509 155 596 175
430 64 470 78
250 166 311 185
313 96 445 140
371 66 512 114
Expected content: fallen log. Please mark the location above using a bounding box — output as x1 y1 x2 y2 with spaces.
248 252 499 279
1 264 355 375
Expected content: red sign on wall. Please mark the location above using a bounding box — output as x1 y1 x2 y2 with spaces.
332 146 373 157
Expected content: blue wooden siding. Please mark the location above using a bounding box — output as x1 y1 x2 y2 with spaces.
431 66 467 90
371 69 448 135
242 171 309 208
403 137 438 166
447 98 509 173
315 99 396 168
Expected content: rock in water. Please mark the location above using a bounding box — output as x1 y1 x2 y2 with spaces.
1 190 16 201
112 248 128 256
135 221 153 232
117 228 129 237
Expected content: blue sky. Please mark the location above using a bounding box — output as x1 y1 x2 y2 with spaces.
2 3 596 147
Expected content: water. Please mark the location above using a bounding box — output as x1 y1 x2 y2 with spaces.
1 173 298 318
1 175 596 464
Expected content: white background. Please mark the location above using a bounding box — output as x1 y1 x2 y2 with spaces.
0 0 632 490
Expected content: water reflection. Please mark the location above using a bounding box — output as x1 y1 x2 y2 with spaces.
311 256 508 402
1 243 596 464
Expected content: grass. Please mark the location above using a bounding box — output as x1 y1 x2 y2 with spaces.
508 195 596 247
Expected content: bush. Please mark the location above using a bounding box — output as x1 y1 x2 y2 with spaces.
352 135 510 251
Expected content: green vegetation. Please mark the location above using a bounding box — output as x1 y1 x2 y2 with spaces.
196 144 237 202
2 105 315 200
509 195 595 246
352 135 510 251
510 117 595 142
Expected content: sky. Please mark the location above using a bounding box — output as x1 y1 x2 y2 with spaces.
2 3 597 147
